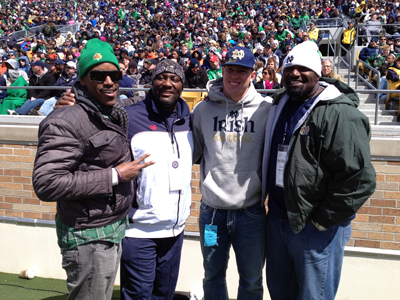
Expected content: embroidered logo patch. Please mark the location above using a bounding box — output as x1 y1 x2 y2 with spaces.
150 125 157 130
300 125 310 135
287 55 294 63
172 161 179 169
231 49 245 60
93 53 102 61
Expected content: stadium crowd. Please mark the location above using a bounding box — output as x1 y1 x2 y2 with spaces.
0 0 399 114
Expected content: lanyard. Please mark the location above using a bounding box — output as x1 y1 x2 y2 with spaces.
282 85 322 145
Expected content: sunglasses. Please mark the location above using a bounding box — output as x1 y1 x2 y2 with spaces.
262 72 269 75
89 70 122 83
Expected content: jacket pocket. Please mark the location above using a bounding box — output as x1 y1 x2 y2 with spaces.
89 131 117 148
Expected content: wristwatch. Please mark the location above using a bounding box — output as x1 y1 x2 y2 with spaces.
311 219 328 232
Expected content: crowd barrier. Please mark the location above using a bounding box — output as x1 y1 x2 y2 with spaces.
1 85 398 124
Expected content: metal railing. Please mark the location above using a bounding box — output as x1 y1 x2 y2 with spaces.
1 85 397 125
303 18 345 29
355 23 395 46
355 60 381 125
337 44 352 86
13 24 79 42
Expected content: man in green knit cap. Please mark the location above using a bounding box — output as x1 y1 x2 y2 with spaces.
33 39 154 300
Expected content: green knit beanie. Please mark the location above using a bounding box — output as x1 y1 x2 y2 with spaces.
77 39 120 79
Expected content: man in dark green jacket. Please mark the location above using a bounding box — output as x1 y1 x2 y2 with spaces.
261 41 376 300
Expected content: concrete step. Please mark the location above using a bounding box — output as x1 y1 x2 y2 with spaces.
367 115 399 124
360 109 397 117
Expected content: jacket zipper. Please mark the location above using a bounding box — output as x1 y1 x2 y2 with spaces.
165 117 182 236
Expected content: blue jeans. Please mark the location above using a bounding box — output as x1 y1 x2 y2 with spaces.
120 233 184 300
15 98 46 115
200 201 266 300
39 97 58 116
379 77 387 102
266 213 352 300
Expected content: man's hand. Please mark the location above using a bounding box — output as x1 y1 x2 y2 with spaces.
116 153 155 182
54 89 76 109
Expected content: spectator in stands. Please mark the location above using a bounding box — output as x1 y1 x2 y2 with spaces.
341 21 356 55
0 75 28 115
3 58 28 85
52 59 65 81
378 35 388 50
394 37 400 55
139 58 157 85
266 57 282 83
363 12 383 43
184 58 209 89
33 61 79 116
254 67 280 95
0 56 7 76
359 38 382 62
8 50 17 60
258 43 280 67
271 40 283 63
54 30 65 47
386 57 400 109
321 59 344 82
207 55 222 80
307 21 323 46
118 62 135 99
7 60 56 115
18 56 30 74
366 45 392 68
170 49 186 69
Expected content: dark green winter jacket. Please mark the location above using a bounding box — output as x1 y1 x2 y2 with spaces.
262 77 376 233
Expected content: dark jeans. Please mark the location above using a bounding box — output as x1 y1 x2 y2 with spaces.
15 98 46 115
120 233 184 300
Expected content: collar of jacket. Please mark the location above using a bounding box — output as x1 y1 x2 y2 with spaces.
146 89 190 121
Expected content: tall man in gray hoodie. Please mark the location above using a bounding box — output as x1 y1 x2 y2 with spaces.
192 47 272 300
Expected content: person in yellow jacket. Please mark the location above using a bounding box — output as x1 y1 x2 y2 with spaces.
356 1 366 18
308 22 323 46
341 20 356 55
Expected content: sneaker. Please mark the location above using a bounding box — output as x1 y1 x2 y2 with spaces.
28 109 43 116
6 109 18 115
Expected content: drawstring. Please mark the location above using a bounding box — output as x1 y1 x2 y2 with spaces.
312 101 330 191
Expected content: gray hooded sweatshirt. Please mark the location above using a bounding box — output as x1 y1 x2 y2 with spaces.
192 77 272 209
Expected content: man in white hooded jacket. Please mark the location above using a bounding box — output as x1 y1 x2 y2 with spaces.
192 47 272 300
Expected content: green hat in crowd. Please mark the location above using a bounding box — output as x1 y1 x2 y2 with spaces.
77 39 120 79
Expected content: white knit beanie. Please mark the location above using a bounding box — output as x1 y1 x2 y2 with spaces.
282 41 321 77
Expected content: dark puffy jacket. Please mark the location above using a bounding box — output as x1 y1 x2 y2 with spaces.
184 68 209 88
359 44 381 62
33 83 133 229
28 70 56 99
52 73 79 98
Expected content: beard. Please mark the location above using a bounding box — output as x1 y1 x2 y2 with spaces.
286 85 307 100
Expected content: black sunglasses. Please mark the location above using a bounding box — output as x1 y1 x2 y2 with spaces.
89 70 122 83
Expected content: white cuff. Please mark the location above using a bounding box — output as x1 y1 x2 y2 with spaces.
112 168 119 186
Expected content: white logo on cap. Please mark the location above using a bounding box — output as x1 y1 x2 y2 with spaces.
231 50 245 60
